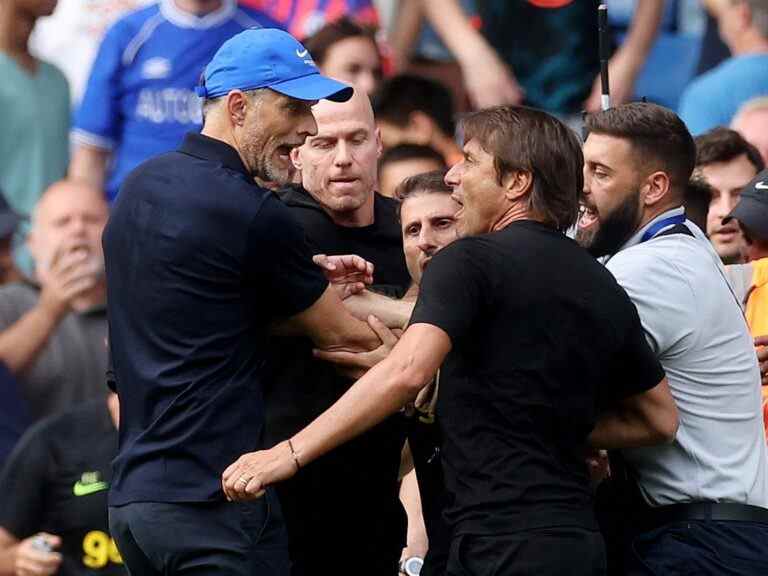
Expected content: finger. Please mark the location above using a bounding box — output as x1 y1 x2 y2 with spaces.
312 349 359 366
367 315 398 347
61 277 98 301
312 254 335 271
38 533 61 548
346 282 366 297
244 476 266 498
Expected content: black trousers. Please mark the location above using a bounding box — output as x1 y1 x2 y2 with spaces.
627 519 768 575
109 489 289 576
446 527 607 576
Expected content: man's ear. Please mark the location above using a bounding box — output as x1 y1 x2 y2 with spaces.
642 171 671 207
290 146 303 170
374 127 383 159
226 90 248 126
503 170 533 202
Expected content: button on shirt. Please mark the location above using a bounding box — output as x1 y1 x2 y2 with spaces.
103 132 328 505
606 207 768 507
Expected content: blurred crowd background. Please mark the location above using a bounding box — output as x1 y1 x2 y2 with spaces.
0 0 767 574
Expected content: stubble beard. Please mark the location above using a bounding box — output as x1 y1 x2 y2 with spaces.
578 189 642 258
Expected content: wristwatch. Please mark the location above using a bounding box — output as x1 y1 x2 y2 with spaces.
399 556 424 576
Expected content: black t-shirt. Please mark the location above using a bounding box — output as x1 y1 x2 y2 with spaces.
410 220 665 535
265 186 411 568
103 133 328 505
0 400 124 576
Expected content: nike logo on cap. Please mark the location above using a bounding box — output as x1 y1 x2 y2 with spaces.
296 49 308 58
756 181 768 190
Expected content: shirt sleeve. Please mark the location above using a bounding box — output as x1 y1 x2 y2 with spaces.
606 302 667 403
72 20 130 149
0 421 51 539
409 238 487 346
248 194 329 318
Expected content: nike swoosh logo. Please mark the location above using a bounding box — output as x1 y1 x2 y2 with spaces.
756 181 768 190
73 481 109 497
296 49 308 58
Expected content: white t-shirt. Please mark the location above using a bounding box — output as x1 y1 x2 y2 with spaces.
30 0 153 104
606 207 768 508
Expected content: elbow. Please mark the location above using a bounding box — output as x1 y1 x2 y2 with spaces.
389 357 434 403
651 406 679 445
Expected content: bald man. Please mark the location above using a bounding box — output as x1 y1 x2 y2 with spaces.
0 180 109 421
266 91 412 576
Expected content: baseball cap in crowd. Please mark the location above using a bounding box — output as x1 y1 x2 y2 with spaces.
725 169 768 240
0 192 20 240
196 28 353 103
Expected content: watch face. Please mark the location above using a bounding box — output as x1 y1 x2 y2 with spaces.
404 557 424 576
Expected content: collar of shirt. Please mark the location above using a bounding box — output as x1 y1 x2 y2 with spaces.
617 206 686 253
178 132 250 179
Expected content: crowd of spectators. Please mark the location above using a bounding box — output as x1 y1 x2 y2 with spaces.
0 0 767 574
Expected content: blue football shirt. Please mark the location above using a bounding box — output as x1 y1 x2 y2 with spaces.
72 0 281 201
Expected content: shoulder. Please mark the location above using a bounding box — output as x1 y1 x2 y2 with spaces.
0 282 38 309
607 236 703 299
106 3 163 38
37 60 68 87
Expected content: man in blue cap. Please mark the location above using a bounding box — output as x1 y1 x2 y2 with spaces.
103 28 379 576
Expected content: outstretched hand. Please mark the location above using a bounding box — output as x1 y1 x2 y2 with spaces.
222 441 298 502
313 254 374 300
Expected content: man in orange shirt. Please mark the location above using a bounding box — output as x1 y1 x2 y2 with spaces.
725 168 768 437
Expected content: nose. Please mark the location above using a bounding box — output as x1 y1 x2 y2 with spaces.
445 162 462 187
711 193 732 219
297 109 317 139
333 140 352 166
417 227 437 253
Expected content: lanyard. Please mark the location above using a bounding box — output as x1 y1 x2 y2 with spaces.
640 214 687 244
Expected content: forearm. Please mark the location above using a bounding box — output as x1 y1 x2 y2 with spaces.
68 145 109 192
419 0 496 68
292 353 426 466
400 468 428 558
0 304 62 374
614 0 664 72
589 409 662 450
388 0 424 70
345 290 414 328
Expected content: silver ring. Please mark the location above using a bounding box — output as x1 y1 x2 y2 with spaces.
237 476 250 486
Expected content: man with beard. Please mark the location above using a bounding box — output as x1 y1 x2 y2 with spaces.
265 89 412 576
102 29 382 576
578 102 768 574
222 105 677 576
694 128 764 265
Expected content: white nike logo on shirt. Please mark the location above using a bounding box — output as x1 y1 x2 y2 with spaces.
756 181 768 190
296 49 308 58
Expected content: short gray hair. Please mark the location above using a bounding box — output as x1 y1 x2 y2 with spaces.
201 88 267 121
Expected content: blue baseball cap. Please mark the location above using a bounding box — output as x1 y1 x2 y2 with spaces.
196 28 353 102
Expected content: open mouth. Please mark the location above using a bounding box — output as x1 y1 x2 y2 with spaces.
276 144 296 163
329 176 359 187
578 203 600 230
